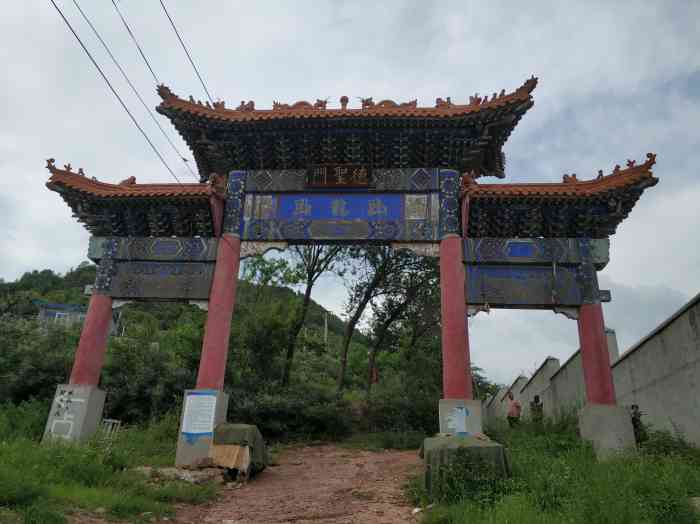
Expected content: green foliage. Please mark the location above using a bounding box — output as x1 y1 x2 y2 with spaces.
0 405 216 522
341 431 426 451
0 466 47 507
110 411 181 467
22 503 67 524
641 428 700 464
430 449 512 506
229 387 353 440
0 399 49 441
0 317 76 403
416 420 700 524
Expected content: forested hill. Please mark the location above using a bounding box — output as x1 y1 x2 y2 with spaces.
0 262 381 426
0 262 367 345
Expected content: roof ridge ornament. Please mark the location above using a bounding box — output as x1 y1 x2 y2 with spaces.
156 84 176 101
157 75 537 115
236 100 255 111
46 158 87 177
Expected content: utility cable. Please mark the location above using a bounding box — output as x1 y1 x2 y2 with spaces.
159 0 214 104
73 0 198 180
49 0 182 183
110 0 160 85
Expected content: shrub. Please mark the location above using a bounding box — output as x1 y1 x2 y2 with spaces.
430 449 511 505
228 388 353 441
22 503 66 524
641 429 700 464
0 466 46 507
0 399 49 441
342 430 426 451
111 411 181 467
415 418 700 524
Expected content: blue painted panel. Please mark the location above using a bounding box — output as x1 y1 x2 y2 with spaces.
507 241 535 258
276 194 403 221
438 169 460 238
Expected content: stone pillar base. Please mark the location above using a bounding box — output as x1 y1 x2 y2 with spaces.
175 389 229 468
421 435 509 493
438 399 483 436
43 384 106 442
578 403 635 459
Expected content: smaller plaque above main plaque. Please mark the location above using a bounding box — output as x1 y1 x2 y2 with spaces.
181 391 217 437
307 165 370 188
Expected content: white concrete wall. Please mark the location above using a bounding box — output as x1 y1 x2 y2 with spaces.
519 357 560 419
612 296 700 443
492 293 700 444
544 351 586 419
484 386 509 424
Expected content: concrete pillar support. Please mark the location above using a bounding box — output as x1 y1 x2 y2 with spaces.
439 234 473 400
578 302 616 405
69 293 113 386
196 233 241 390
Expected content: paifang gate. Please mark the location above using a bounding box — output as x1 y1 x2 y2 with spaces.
43 77 658 463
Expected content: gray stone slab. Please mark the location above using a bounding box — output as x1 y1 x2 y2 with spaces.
109 261 215 300
438 399 483 436
89 236 219 262
43 384 106 442
578 403 636 459
175 389 229 468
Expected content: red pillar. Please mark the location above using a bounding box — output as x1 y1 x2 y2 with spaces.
439 235 473 400
578 302 616 404
69 293 113 386
195 233 241 390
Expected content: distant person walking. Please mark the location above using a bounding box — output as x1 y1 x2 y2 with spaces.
629 404 647 445
506 391 522 427
530 394 544 431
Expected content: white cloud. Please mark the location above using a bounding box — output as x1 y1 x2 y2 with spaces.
0 1 698 384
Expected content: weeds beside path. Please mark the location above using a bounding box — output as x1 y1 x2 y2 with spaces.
175 444 422 524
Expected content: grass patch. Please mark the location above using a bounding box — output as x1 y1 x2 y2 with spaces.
0 407 217 523
413 419 700 524
340 431 425 451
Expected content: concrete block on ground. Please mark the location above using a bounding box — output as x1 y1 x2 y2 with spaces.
578 403 636 459
43 384 106 442
439 399 483 436
420 435 510 493
175 389 229 468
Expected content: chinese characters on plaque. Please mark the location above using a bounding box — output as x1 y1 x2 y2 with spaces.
308 165 370 188
290 196 391 219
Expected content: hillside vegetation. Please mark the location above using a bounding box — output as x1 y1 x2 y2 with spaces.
0 251 499 522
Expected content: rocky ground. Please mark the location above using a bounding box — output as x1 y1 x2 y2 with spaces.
173 444 422 524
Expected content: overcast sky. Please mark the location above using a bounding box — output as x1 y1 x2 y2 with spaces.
1 1 698 385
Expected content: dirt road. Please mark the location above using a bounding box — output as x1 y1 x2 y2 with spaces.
174 444 422 524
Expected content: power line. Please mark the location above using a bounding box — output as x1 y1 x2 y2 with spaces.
49 0 182 184
72 0 198 180
110 0 160 85
159 0 214 105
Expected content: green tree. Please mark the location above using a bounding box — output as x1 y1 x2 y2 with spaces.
281 245 344 386
336 246 424 395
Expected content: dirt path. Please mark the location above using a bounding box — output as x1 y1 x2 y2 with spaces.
173 444 422 524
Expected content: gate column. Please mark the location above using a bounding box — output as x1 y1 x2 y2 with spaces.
175 172 246 467
196 233 241 389
578 302 616 404
577 301 636 458
439 234 473 400
438 234 481 436
69 293 113 386
43 291 112 443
